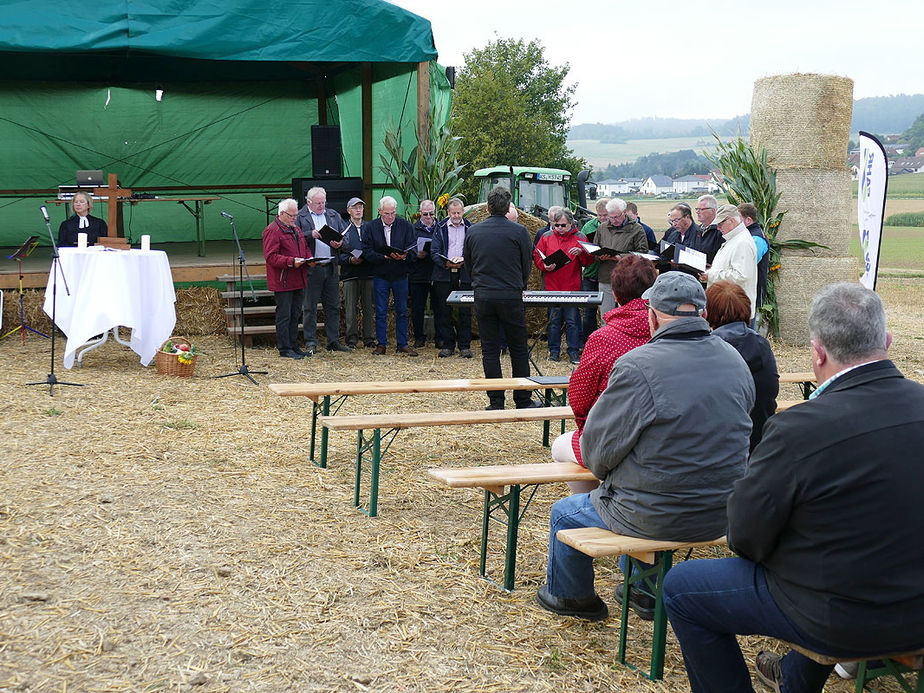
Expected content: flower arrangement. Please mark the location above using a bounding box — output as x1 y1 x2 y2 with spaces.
162 339 201 363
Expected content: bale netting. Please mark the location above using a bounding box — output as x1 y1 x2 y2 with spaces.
750 73 853 170
775 168 852 256
775 255 859 343
173 286 226 335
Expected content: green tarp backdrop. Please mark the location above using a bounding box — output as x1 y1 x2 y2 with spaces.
0 0 449 247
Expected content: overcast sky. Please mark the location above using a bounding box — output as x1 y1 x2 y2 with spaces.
387 0 922 125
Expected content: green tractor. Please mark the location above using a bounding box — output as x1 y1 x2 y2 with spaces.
473 166 596 224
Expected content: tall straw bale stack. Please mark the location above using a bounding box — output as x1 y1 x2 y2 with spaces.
750 73 856 344
751 73 853 170
775 169 852 256
775 256 859 343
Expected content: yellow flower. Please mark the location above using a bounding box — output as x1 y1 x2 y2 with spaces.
177 351 193 364
769 263 781 272
437 193 450 209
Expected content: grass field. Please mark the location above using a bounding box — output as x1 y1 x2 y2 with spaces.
854 171 924 198
568 136 729 168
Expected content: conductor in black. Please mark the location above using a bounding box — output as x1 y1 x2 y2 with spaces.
463 186 537 410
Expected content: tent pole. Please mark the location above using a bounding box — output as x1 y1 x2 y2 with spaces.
362 63 373 218
417 61 430 174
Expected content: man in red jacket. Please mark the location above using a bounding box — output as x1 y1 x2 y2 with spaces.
263 198 313 359
534 208 593 363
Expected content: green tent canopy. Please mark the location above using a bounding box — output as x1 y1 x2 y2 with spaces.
0 0 449 246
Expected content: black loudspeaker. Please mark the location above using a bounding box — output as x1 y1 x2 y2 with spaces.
311 125 342 178
292 177 364 217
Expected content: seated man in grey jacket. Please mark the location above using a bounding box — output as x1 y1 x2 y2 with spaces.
536 271 755 621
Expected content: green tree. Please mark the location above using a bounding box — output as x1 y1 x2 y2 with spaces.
900 113 924 152
452 37 585 203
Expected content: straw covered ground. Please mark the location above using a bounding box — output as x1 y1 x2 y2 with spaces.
1 276 922 692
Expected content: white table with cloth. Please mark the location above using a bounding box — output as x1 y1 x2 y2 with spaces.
42 247 177 369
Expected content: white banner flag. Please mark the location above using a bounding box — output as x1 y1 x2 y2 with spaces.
857 131 888 290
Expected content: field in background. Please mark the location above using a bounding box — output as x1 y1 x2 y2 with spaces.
568 136 729 168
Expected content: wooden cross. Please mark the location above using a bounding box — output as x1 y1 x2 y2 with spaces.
93 173 132 238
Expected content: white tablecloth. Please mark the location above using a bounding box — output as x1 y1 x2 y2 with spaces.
43 247 177 369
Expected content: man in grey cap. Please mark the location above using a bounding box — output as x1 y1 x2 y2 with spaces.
537 271 755 621
340 196 375 348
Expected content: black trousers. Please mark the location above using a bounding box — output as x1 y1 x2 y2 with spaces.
474 298 531 407
274 288 304 352
408 280 436 342
433 274 472 350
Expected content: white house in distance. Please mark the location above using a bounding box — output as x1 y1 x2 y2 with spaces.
640 175 673 195
672 175 709 194
595 178 644 196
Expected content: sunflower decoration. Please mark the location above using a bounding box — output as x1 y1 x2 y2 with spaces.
437 193 450 213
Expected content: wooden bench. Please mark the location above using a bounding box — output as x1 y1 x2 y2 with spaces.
556 527 727 681
320 406 575 517
779 371 817 399
429 462 597 591
780 642 924 692
269 376 570 469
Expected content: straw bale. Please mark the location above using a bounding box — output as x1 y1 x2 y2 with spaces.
173 286 226 335
750 73 853 170
1 288 54 335
776 255 860 343
775 168 852 256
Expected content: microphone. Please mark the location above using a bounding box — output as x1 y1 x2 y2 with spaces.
220 211 233 219
40 205 50 223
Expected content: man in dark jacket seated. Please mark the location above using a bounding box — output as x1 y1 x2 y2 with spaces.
536 272 755 621
662 282 924 693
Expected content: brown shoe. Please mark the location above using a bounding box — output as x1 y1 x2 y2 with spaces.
396 346 419 356
371 345 386 355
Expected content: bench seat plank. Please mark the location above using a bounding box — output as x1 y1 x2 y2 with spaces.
778 371 815 384
430 462 595 488
556 527 727 559
321 406 574 431
269 377 568 400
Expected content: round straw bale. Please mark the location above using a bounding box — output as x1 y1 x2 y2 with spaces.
775 168 852 256
750 73 853 170
776 255 860 343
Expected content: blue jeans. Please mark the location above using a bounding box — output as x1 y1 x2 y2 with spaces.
663 558 838 693
373 276 409 348
546 493 611 599
547 305 580 357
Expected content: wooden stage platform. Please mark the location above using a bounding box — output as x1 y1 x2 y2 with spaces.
0 240 267 290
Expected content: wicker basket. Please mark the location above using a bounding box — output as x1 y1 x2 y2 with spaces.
155 337 197 377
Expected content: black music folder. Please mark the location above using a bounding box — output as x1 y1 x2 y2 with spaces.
537 247 571 269
317 224 344 245
379 243 416 256
659 241 707 273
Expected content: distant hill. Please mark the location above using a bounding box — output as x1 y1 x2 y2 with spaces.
570 94 924 141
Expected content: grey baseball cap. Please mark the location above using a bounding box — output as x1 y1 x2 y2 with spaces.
713 203 739 226
346 197 364 208
642 271 706 316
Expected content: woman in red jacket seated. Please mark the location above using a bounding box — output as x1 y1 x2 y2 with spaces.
552 254 657 492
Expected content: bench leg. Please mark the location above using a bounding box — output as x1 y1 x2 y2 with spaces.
354 428 400 518
541 387 568 447
857 658 923 693
617 550 675 681
478 485 522 592
309 397 328 468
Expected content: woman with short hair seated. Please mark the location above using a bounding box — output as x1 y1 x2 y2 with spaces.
551 254 656 492
705 280 779 451
57 191 108 247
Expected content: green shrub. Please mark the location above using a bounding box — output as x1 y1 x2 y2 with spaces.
885 212 924 227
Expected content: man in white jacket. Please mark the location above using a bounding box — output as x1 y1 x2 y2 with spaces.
701 205 758 320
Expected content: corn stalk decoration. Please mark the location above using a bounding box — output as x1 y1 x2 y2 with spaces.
378 104 466 219
705 134 827 337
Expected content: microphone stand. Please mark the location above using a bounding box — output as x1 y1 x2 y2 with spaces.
27 211 84 395
214 214 266 384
